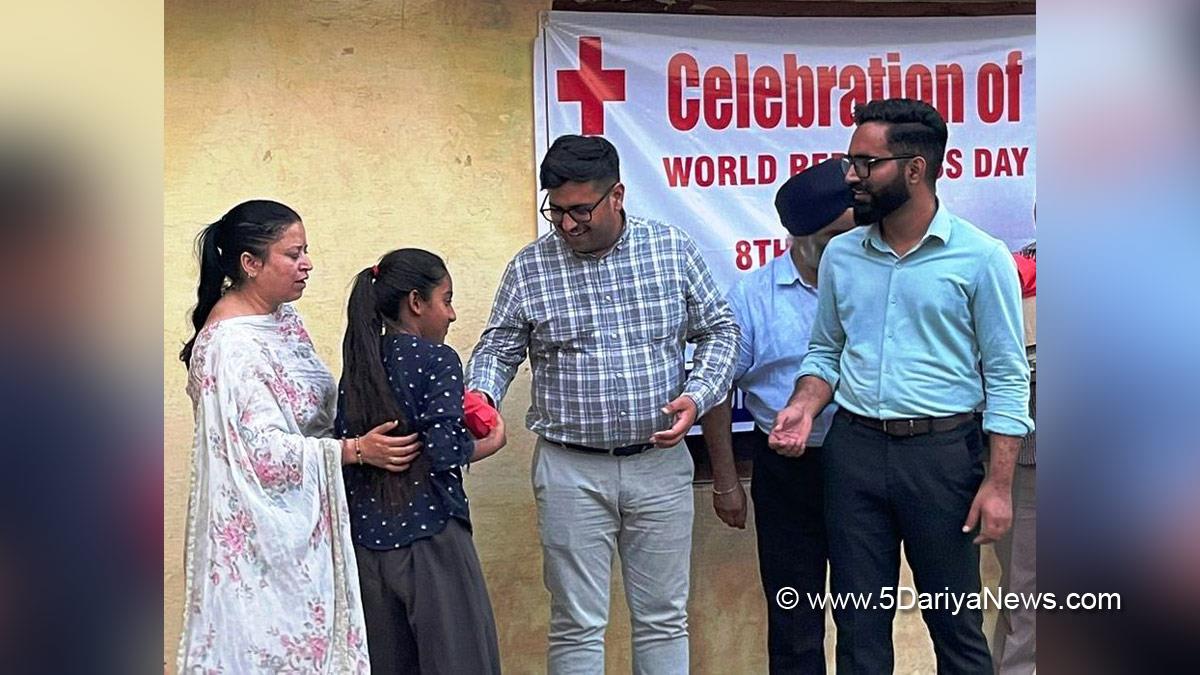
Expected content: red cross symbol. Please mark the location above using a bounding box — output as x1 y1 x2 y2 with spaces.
556 36 626 135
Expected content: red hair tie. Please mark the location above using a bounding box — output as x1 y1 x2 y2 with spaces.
371 264 380 279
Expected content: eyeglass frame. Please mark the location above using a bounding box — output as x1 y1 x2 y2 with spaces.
840 154 919 178
539 181 618 225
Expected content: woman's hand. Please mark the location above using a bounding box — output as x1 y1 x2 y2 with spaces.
342 420 422 472
470 415 507 463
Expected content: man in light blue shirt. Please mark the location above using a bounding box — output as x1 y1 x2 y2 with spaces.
770 99 1032 674
700 158 854 674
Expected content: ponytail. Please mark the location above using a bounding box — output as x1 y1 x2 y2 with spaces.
179 199 301 368
338 249 448 511
179 222 226 366
339 267 407 438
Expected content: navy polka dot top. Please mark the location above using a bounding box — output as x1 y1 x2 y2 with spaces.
338 334 474 550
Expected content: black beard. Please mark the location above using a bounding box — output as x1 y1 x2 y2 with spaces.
853 182 910 225
852 201 876 226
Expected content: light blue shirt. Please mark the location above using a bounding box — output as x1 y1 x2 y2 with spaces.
728 253 837 445
798 204 1033 436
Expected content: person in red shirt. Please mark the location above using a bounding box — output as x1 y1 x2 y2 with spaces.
993 240 1036 674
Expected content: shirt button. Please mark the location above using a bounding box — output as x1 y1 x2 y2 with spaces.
605 295 612 302
620 411 627 416
616 373 624 378
890 296 897 304
610 332 618 339
887 332 894 339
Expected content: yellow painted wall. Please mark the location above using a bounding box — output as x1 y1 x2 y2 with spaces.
165 2 998 671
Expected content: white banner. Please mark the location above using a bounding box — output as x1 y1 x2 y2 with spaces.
533 10 1035 431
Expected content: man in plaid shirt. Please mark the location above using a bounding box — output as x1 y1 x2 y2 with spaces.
467 134 738 674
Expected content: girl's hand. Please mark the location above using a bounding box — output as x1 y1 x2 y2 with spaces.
470 415 506 463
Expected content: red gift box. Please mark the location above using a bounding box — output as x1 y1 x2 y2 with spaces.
463 390 499 439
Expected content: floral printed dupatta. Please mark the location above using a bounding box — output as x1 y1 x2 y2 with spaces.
177 305 369 673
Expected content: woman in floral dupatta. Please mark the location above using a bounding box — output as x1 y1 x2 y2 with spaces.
176 200 421 672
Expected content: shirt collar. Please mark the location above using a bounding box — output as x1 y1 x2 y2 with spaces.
926 201 953 243
772 252 816 291
860 200 954 254
615 211 638 247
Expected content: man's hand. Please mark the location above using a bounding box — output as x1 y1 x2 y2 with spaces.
768 404 812 457
713 482 748 529
700 391 745 529
962 478 1013 544
650 395 698 448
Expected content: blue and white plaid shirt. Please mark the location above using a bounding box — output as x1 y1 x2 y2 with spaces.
466 215 739 448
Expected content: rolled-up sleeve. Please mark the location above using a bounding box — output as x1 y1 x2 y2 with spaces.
972 244 1034 436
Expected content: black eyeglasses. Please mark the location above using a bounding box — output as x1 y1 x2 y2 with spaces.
539 182 617 225
841 154 919 178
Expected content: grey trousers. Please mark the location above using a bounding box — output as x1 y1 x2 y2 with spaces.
992 464 1037 675
532 438 694 675
355 519 501 674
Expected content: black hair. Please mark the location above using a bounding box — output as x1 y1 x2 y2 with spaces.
854 98 948 186
339 248 448 510
539 134 620 190
179 199 300 367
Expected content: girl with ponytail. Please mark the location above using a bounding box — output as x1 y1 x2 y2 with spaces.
336 248 505 674
178 200 415 673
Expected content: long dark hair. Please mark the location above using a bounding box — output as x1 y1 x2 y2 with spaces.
179 199 301 367
339 248 449 509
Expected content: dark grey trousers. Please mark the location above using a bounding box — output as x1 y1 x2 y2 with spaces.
355 519 502 674
824 413 993 674
749 428 829 674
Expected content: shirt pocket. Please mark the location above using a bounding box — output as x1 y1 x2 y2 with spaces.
629 285 687 345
